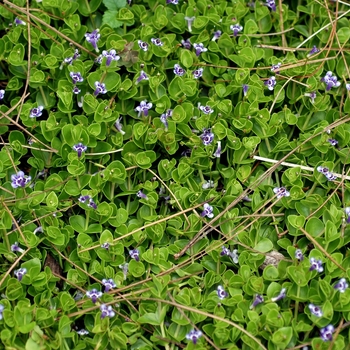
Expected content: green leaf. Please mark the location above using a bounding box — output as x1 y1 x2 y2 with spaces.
254 238 273 253
103 0 126 10
272 327 293 347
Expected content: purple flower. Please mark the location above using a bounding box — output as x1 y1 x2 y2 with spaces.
264 76 277 90
230 24 243 37
129 249 140 261
317 166 329 174
221 246 231 256
271 62 281 73
200 128 214 146
0 90 4 100
151 38 163 46
213 141 221 158
230 249 239 263
160 109 172 130
135 100 152 117
101 49 120 66
320 325 334 341
295 249 304 261
30 106 44 118
63 49 80 67
309 257 323 273
119 263 129 279
202 180 214 189
14 267 27 281
137 190 148 200
79 195 91 203
11 242 24 254
217 285 228 300
73 86 81 95
74 291 84 301
181 149 192 157
199 104 214 114
85 29 100 52
308 304 323 317
265 0 276 11
273 187 290 198
100 304 115 319
186 330 202 345
88 199 97 209
33 226 43 235
327 138 338 146
181 39 192 50
242 84 249 96
86 289 103 303
72 143 87 158
193 68 203 79
321 71 341 91
193 43 208 56
70 72 84 84
94 81 107 96
325 172 337 181
77 329 89 335
250 294 264 309
166 0 178 4
15 18 26 26
308 45 320 57
305 91 316 103
102 278 117 292
115 117 125 135
271 288 286 302
11 171 31 188
136 70 149 84
0 304 4 321
334 278 349 293
212 30 222 41
345 207 350 224
101 243 110 250
174 64 186 76
138 40 149 52
346 83 350 91
201 203 214 218
185 16 195 32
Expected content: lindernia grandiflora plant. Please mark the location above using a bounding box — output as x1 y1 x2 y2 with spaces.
85 29 100 52
193 68 203 79
173 64 186 76
97 49 120 66
86 289 103 303
72 143 87 158
29 106 44 118
135 100 152 117
136 70 149 84
186 330 202 344
193 43 208 56
11 171 31 188
264 76 277 90
93 81 107 96
230 24 243 36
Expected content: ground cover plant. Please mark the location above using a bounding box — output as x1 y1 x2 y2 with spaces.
1 0 350 349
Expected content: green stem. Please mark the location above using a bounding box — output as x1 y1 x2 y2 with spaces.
159 302 170 350
68 112 73 125
2 228 10 251
198 169 205 183
301 112 313 130
307 181 318 196
294 284 300 319
170 324 181 350
39 86 48 107
110 183 115 201
85 210 90 231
